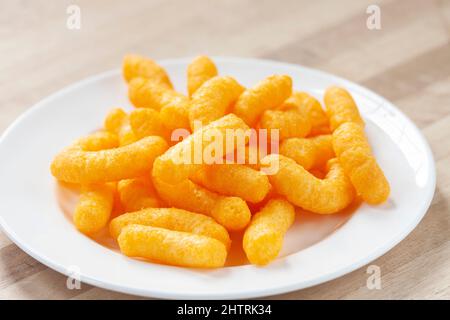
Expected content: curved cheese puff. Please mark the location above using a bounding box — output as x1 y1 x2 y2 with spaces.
109 207 230 249
129 108 171 141
324 86 364 131
123 54 172 88
104 108 137 146
187 55 218 96
118 224 227 268
259 108 311 140
117 177 160 212
279 135 334 170
243 198 295 265
74 183 115 235
128 77 162 109
152 114 249 185
153 177 251 231
51 136 168 184
332 122 390 204
262 155 354 214
233 75 292 126
191 164 270 203
159 101 191 132
281 91 330 136
128 77 190 130
78 131 119 151
189 76 244 130
104 108 127 132
72 145 120 225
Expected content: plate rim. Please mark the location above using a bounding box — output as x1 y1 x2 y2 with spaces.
0 56 436 299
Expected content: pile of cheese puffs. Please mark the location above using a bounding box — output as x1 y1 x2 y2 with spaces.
51 55 390 268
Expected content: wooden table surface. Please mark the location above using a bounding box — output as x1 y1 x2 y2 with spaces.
0 0 449 300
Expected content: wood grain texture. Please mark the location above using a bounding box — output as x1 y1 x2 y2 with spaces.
0 0 449 300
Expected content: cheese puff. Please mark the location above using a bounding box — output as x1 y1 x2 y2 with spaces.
187 55 218 96
324 86 364 131
191 164 270 203
51 136 168 184
159 100 191 132
128 77 162 109
104 108 127 132
189 76 244 130
74 183 115 235
243 198 295 265
233 75 292 126
118 224 227 268
104 108 137 146
78 131 119 151
122 54 172 88
259 108 311 140
109 207 230 249
153 177 251 231
262 155 354 214
117 177 160 212
128 78 190 130
279 135 334 170
152 114 249 185
281 92 330 136
129 108 171 141
332 122 390 204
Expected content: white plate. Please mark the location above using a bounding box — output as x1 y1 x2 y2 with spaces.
0 57 435 299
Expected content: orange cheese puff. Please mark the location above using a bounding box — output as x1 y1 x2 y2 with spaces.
187 55 218 96
191 164 270 203
78 131 119 151
259 108 311 140
128 77 190 130
51 136 168 184
262 155 354 214
129 108 171 141
243 198 295 265
233 75 292 126
152 114 249 185
104 108 137 146
117 177 160 212
324 86 364 131
279 135 334 170
109 207 230 249
159 98 191 132
128 77 162 109
123 54 172 88
281 92 330 136
118 224 227 268
74 183 115 235
332 122 390 204
153 177 251 231
189 76 244 130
